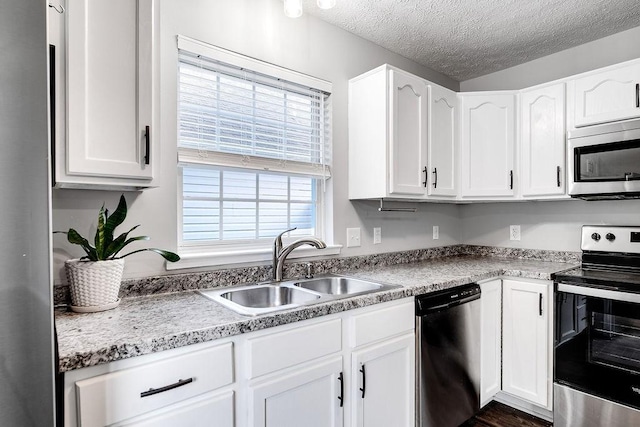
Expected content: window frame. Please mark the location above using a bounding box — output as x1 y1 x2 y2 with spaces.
172 36 338 269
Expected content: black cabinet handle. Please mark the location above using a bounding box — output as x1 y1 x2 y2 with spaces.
338 372 344 407
509 170 513 190
539 293 543 316
144 125 150 165
140 377 193 398
359 364 366 399
432 168 438 188
557 166 561 188
422 167 428 188
636 83 639 108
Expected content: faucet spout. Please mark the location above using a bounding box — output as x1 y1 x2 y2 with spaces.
272 233 326 282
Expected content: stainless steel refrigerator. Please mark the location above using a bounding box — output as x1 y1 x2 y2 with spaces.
0 0 55 425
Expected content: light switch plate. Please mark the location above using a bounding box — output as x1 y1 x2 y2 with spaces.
433 226 439 240
373 227 381 244
347 227 361 247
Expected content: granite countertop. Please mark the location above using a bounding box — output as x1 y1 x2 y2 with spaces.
55 255 577 373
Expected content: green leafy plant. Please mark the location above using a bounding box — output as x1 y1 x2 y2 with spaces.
56 195 180 262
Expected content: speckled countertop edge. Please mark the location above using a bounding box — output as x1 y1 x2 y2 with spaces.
55 254 578 373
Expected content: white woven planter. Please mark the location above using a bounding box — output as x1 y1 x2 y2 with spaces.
65 258 125 312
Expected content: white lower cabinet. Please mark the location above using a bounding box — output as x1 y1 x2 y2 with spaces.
351 334 414 427
479 279 502 407
113 391 234 427
64 298 414 427
250 357 344 427
69 341 235 427
502 279 552 409
479 278 553 414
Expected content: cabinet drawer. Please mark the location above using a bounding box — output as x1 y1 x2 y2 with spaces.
113 391 234 427
351 299 414 348
248 318 342 378
76 342 233 426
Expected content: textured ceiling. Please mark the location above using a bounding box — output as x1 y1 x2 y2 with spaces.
301 0 640 81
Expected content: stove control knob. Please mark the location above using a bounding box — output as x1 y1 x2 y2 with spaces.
591 233 601 241
606 233 616 242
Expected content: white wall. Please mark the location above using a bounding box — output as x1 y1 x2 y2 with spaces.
461 200 640 252
51 0 460 281
461 25 640 91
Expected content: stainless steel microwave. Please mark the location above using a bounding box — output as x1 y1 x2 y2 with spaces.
568 119 640 200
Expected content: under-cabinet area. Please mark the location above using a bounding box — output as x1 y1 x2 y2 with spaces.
62 298 415 427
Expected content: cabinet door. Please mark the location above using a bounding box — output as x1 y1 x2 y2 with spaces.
66 0 155 182
573 62 640 127
388 69 429 197
502 280 549 407
351 334 414 427
428 85 458 197
520 83 566 197
114 391 234 427
480 279 501 407
460 93 516 197
250 357 343 427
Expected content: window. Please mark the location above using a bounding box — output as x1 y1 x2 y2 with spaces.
176 37 332 265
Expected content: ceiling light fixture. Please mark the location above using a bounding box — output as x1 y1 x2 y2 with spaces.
317 0 336 9
284 0 303 18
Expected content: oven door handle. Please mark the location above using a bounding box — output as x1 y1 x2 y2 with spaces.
557 283 640 304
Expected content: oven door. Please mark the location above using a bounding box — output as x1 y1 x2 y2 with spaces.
567 124 640 198
555 283 640 410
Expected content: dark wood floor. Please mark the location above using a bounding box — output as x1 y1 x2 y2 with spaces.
462 401 553 427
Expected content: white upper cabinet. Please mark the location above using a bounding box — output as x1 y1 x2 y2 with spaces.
428 85 458 197
348 65 429 200
460 93 516 197
570 61 640 128
60 0 157 189
389 70 429 196
520 83 567 197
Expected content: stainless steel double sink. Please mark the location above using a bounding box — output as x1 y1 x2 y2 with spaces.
199 275 399 316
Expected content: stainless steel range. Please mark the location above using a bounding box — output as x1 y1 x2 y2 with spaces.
554 225 640 427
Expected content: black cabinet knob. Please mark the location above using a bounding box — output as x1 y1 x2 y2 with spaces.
606 233 616 242
591 233 601 241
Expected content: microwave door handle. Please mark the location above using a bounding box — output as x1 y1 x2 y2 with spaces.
557 283 640 304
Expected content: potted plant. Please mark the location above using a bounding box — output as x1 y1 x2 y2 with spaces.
56 195 180 312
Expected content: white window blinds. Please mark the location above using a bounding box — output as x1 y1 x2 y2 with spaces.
177 45 331 178
176 37 331 247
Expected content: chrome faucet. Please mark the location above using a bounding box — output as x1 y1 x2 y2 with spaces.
272 227 326 282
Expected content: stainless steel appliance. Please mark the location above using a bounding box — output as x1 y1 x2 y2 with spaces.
568 119 640 200
554 226 640 426
0 2 55 426
415 284 481 427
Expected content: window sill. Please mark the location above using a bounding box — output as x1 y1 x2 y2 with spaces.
166 244 342 271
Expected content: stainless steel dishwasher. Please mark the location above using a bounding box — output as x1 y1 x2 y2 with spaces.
416 283 481 427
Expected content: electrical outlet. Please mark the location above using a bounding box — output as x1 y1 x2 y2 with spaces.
510 225 521 241
373 227 382 244
433 226 439 240
347 227 361 247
